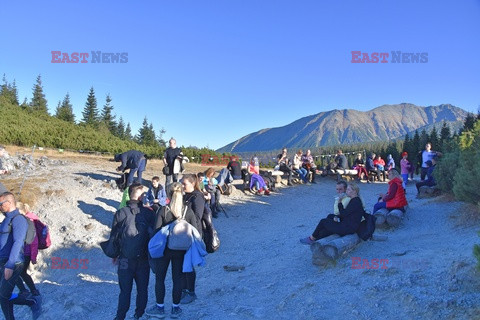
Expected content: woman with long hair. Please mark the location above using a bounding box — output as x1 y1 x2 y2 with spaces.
146 182 198 319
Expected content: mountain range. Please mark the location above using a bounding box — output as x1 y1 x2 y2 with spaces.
217 103 468 152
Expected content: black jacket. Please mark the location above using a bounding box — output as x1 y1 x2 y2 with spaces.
155 205 199 234
111 200 155 259
115 150 145 171
337 197 365 233
184 190 205 235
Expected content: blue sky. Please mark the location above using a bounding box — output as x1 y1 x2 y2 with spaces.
1 1 479 150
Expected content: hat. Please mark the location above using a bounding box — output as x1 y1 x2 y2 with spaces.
426 160 433 167
401 152 408 157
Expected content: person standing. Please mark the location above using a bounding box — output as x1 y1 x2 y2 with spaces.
111 184 155 320
0 192 41 320
419 143 442 181
114 150 147 187
163 138 184 186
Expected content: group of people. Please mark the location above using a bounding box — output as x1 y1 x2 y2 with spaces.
277 148 317 186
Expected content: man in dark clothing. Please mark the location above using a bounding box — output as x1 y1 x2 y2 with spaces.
366 153 381 182
163 138 183 185
114 150 147 187
277 148 293 186
335 150 348 169
416 159 437 193
0 192 41 320
227 156 242 180
110 184 155 320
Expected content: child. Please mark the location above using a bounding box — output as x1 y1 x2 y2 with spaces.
144 176 168 211
400 152 410 189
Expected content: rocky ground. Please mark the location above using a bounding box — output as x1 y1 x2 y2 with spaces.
1 149 479 320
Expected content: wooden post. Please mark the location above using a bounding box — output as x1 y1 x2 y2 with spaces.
386 209 404 227
374 208 389 227
322 234 361 260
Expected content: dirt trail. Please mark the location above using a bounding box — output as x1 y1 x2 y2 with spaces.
1 156 479 320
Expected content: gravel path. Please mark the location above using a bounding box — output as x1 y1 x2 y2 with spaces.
2 158 479 320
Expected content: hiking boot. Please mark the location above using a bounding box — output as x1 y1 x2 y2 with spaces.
300 237 315 245
29 295 42 320
133 313 143 319
264 189 271 196
145 305 166 319
171 306 183 319
180 291 197 304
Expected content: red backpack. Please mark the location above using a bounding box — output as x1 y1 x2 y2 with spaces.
33 219 51 250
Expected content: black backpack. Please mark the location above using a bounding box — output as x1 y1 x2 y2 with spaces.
4 214 37 245
116 173 128 191
357 212 376 241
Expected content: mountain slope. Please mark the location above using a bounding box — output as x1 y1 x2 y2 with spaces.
218 103 468 152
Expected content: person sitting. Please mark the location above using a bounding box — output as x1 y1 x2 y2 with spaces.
335 149 348 170
227 156 242 180
247 156 271 195
373 155 386 181
277 148 293 186
353 153 368 181
293 150 309 184
416 159 436 194
400 152 411 189
301 149 317 183
300 183 364 244
366 153 381 183
386 154 395 171
144 176 168 212
215 168 234 187
203 168 222 217
373 169 408 213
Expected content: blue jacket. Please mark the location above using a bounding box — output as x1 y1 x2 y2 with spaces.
0 209 28 269
183 227 207 272
114 150 145 171
144 185 167 207
366 157 375 171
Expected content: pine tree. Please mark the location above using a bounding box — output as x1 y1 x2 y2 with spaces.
429 126 439 150
19 97 29 110
1 75 19 105
81 87 99 126
135 117 157 146
116 117 126 138
55 93 75 123
462 113 476 132
31 75 48 114
125 123 133 140
101 94 117 133
439 121 451 151
157 127 167 147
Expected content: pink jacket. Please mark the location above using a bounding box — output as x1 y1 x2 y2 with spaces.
24 212 39 263
400 159 410 175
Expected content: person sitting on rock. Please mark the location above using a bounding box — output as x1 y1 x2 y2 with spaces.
415 159 437 194
277 148 293 186
227 156 242 180
366 153 381 182
373 155 386 181
373 169 408 213
247 156 271 195
353 153 368 181
301 149 317 183
300 182 364 244
293 150 309 184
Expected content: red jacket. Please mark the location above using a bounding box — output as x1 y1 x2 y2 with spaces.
386 177 407 209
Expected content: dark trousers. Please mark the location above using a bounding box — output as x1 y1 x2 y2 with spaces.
312 218 355 240
183 270 196 293
116 257 150 320
308 167 316 182
0 261 34 320
369 169 381 182
420 167 428 181
279 164 293 183
15 256 37 293
127 158 146 186
151 248 185 305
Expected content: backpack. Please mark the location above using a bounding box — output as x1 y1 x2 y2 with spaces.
115 173 128 191
357 212 376 241
34 219 51 250
217 184 233 196
167 207 193 251
6 214 37 245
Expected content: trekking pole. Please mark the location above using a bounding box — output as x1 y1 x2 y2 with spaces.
18 144 36 196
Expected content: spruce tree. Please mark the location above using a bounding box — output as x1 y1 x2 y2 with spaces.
439 121 451 151
462 113 476 132
135 117 157 146
101 94 116 133
31 75 48 114
20 97 29 110
125 123 133 140
81 87 99 127
116 117 126 139
56 93 75 123
429 126 439 150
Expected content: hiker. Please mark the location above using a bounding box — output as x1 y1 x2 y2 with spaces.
334 149 348 170
111 184 155 320
203 168 222 217
300 183 364 244
247 157 271 195
386 154 395 171
373 155 386 181
416 159 437 193
227 156 242 180
366 153 381 182
373 169 408 213
215 168 234 187
163 138 184 185
181 174 205 304
301 149 317 183
400 152 411 188
0 192 41 320
419 143 442 181
15 203 41 299
114 150 147 187
293 150 309 184
144 176 168 212
277 148 293 186
353 153 368 181
146 182 198 319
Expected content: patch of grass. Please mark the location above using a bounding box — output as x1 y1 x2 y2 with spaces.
1 177 48 209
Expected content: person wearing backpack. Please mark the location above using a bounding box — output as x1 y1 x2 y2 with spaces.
0 192 41 320
111 184 155 320
146 182 197 319
15 202 41 299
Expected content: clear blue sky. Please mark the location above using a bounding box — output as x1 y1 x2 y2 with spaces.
1 1 479 150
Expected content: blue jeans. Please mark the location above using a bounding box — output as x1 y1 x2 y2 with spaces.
127 158 146 186
373 201 387 213
296 168 308 182
0 261 33 320
401 173 408 189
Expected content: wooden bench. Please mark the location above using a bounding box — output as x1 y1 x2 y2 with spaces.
374 207 408 228
417 185 440 198
319 168 358 181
